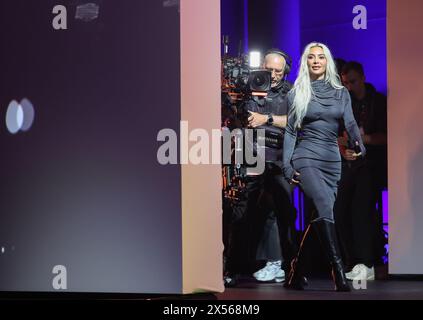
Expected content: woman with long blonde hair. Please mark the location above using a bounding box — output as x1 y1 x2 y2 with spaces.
282 42 365 292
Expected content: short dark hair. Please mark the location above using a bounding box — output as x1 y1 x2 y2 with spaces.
341 61 364 76
334 58 346 71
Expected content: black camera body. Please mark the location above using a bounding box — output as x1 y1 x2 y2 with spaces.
221 54 272 129
222 56 272 96
222 55 271 96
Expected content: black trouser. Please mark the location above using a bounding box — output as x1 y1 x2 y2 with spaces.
334 162 384 268
225 163 299 274
256 209 281 261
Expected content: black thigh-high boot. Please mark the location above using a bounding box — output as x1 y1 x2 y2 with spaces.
312 220 351 292
284 224 312 290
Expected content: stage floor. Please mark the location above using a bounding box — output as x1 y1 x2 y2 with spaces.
216 278 423 300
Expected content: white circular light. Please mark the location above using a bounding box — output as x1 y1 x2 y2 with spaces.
20 98 35 131
5 98 36 134
16 104 24 128
249 51 261 68
5 100 21 134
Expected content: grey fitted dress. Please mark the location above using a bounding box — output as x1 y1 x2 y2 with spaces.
282 80 365 222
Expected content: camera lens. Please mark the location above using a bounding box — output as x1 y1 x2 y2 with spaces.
248 70 271 92
253 74 265 86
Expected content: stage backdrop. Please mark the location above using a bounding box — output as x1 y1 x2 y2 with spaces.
221 0 387 93
388 0 423 275
0 0 223 293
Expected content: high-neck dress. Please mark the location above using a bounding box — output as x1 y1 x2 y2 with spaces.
282 80 366 222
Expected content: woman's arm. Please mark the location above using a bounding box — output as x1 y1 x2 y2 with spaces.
282 95 298 181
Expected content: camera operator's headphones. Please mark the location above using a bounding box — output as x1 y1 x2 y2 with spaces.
265 48 292 77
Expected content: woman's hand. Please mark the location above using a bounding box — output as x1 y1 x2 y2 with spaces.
342 148 358 161
352 141 362 157
341 141 362 160
290 171 301 184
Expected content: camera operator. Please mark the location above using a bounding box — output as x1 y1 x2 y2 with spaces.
225 49 299 286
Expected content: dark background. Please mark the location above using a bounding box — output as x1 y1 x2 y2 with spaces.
0 0 182 293
221 0 387 93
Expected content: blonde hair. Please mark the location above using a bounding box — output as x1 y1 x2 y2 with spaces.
290 42 343 128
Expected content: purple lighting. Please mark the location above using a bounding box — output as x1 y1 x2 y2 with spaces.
220 0 389 238
299 0 387 94
243 0 249 52
275 0 301 83
293 186 302 231
382 189 388 225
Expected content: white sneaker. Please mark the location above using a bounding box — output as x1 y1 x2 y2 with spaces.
346 264 375 281
253 261 274 278
253 260 285 282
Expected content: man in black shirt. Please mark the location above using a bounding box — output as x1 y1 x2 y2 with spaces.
224 49 299 286
335 61 387 281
